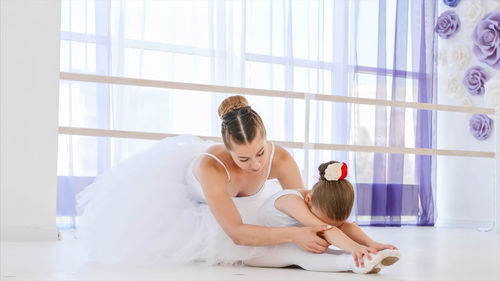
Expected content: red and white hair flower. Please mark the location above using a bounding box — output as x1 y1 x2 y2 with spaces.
324 162 348 181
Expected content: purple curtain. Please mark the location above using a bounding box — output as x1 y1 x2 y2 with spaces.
354 0 437 226
414 0 437 226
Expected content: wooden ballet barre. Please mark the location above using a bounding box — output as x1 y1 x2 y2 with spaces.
58 126 495 159
60 72 495 115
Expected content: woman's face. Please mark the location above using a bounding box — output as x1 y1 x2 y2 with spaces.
229 134 268 173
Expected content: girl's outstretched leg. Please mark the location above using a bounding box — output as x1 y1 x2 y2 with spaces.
244 243 355 272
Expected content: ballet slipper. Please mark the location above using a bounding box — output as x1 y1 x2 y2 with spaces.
351 249 400 274
378 249 400 267
350 252 384 274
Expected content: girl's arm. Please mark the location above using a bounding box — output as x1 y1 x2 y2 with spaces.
338 222 375 246
197 157 330 253
339 222 398 251
275 194 358 250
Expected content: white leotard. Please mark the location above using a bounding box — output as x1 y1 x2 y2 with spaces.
257 189 304 227
185 142 275 203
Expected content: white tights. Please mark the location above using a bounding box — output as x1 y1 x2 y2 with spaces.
244 243 354 272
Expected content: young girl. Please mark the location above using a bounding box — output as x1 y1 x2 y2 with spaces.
245 161 400 274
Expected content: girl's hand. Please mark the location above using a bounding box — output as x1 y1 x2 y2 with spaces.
349 244 378 268
292 225 331 253
368 241 398 251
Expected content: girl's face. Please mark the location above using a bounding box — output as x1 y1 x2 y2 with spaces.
310 205 347 227
229 134 268 173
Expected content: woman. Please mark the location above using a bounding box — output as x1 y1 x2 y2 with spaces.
76 95 330 265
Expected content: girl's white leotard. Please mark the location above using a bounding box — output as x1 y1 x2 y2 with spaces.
256 189 303 227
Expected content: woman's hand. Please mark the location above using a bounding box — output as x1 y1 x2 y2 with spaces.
292 225 331 253
368 241 398 251
348 244 378 268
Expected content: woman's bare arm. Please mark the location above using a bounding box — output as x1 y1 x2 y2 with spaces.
272 145 305 190
197 157 330 253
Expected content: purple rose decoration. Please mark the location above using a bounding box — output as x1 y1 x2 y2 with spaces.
435 10 460 39
472 11 500 69
463 66 488 96
443 0 460 8
469 114 493 140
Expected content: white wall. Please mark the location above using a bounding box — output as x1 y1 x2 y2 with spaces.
435 0 500 229
0 0 61 240
436 109 498 228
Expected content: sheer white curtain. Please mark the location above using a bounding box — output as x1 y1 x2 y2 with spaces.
57 0 355 228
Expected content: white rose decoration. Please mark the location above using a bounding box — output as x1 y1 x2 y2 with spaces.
444 73 467 102
459 95 474 118
324 162 342 181
447 43 471 68
460 95 473 107
459 0 485 23
438 48 447 66
485 74 500 109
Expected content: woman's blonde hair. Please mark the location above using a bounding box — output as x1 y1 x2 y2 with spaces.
218 95 266 150
311 161 354 221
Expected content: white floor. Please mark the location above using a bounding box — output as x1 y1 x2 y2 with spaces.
1 226 500 281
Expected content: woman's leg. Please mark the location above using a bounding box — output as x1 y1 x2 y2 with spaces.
244 243 355 272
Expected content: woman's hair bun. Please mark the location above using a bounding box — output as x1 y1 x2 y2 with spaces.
218 95 249 119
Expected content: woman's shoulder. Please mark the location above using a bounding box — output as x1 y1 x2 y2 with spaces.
270 143 295 166
194 144 231 181
268 143 303 185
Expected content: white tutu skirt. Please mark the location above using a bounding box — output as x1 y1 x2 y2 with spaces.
76 135 278 265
